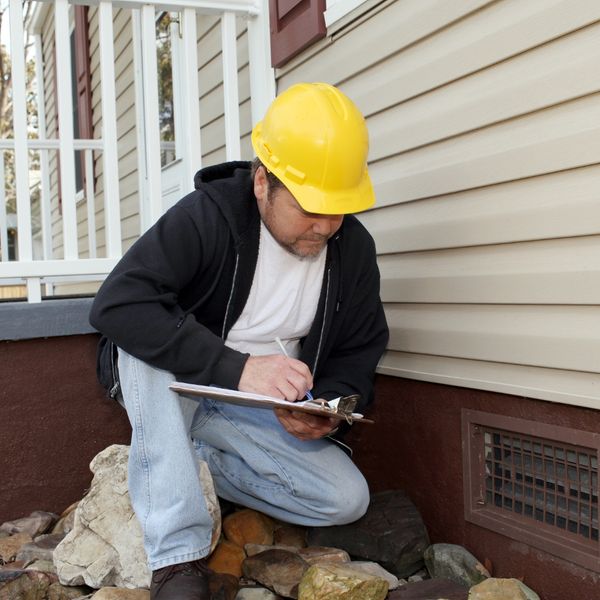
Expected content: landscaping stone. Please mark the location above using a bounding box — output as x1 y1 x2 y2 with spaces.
273 525 306 548
16 533 66 564
0 531 33 563
0 569 55 600
298 562 388 600
208 539 247 578
243 548 310 599
90 588 150 599
235 587 282 599
224 509 276 547
307 490 429 578
388 577 469 599
0 511 57 538
424 543 490 588
347 561 400 589
468 577 540 600
53 444 221 589
297 546 350 565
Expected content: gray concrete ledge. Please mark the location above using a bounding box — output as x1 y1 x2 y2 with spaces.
0 297 97 341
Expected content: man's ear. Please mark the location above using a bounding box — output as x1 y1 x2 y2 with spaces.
253 166 268 204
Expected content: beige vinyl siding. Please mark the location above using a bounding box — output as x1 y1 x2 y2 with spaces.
278 0 600 407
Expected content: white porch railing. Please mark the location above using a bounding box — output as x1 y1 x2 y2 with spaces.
0 0 275 302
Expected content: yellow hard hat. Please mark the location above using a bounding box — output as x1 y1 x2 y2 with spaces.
251 82 375 215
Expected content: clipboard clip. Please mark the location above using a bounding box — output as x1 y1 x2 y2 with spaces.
307 394 360 424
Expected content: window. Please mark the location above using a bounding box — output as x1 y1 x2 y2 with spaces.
463 409 600 571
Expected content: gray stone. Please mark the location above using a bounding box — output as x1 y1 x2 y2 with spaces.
424 543 489 588
0 511 58 538
91 588 150 599
53 444 221 589
307 490 429 578
468 577 540 600
298 562 389 600
16 533 66 564
242 549 310 599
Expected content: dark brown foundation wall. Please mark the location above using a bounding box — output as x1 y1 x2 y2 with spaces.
347 375 600 600
2 329 599 600
0 334 132 523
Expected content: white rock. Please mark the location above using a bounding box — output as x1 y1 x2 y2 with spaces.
54 444 220 589
348 561 400 589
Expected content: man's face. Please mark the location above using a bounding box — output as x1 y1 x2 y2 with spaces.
254 168 343 259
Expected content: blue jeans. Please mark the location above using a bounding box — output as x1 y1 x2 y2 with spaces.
117 349 370 570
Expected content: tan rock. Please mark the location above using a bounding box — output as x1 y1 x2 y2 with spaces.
208 539 246 578
298 562 388 600
0 531 33 563
52 502 79 536
468 578 540 600
298 546 350 565
91 588 150 599
223 509 275 547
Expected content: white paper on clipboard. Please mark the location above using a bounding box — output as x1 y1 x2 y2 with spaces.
169 382 374 424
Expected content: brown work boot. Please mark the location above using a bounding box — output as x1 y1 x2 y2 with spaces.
150 559 212 600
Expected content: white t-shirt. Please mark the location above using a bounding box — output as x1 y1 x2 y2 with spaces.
225 221 326 358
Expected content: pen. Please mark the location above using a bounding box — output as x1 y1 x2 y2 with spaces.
275 337 314 401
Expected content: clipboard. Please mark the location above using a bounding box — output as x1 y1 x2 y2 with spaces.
169 382 374 424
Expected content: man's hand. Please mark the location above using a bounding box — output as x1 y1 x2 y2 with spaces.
238 354 313 401
238 355 336 440
274 409 338 440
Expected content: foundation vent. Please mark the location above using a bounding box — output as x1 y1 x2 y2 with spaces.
462 409 600 570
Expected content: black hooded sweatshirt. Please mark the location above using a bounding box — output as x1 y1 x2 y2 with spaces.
89 162 388 420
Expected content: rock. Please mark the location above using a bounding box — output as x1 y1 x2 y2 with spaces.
0 511 57 537
224 509 276 547
297 546 350 565
243 549 310 599
236 587 282 599
16 533 66 564
307 490 429 578
245 544 299 557
52 502 79 536
468 578 540 600
91 588 150 599
388 577 469 599
208 539 247 578
24 559 58 574
0 569 54 600
424 544 489 588
46 581 92 599
298 562 388 600
347 561 399 589
54 444 221 589
0 531 33 563
273 526 306 548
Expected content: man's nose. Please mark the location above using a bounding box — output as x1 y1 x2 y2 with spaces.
312 215 343 236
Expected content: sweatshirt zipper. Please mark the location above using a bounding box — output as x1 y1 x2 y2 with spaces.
221 251 240 339
312 266 331 377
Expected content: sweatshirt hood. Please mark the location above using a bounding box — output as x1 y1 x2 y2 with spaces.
193 160 250 189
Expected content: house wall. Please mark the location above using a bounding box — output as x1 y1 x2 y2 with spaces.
0 329 131 524
346 376 600 600
277 0 600 409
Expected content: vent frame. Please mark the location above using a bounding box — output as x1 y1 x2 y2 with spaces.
462 409 600 571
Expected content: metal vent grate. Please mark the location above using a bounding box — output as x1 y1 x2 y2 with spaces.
463 410 600 571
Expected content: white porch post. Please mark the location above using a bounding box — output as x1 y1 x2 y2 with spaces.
221 11 241 161
99 0 122 258
179 7 202 188
247 0 276 126
54 0 78 261
138 4 164 228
